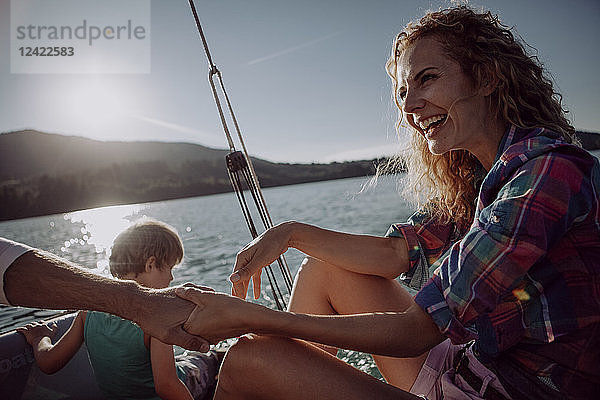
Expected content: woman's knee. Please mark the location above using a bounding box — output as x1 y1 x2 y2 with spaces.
297 256 323 277
295 256 340 284
221 335 262 376
292 257 341 299
217 336 262 395
217 335 297 395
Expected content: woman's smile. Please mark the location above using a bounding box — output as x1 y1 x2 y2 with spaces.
419 114 448 138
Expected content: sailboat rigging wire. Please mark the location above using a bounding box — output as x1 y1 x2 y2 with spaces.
226 160 286 311
187 0 293 309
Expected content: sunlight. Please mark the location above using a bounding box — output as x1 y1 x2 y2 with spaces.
61 77 136 140
65 203 149 273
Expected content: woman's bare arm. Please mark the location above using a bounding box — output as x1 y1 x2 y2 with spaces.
231 221 409 299
177 288 444 358
289 222 409 278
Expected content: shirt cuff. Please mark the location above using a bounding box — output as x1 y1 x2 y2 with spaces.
414 276 478 344
0 238 33 305
386 223 430 290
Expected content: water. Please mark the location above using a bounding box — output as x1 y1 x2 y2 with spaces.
0 176 414 377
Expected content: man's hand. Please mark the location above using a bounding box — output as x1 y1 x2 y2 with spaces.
133 284 215 352
175 287 266 343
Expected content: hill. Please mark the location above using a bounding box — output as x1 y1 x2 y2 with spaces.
1 129 598 221
0 130 380 221
0 130 230 181
577 130 600 150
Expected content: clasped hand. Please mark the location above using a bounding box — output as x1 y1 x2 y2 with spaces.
175 286 263 344
173 224 291 343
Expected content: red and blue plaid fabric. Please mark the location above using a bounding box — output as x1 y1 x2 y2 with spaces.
390 126 600 398
386 210 468 290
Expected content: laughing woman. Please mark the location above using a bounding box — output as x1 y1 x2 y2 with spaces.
178 6 600 400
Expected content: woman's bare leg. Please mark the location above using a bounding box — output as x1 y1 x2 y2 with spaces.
215 335 421 400
286 257 428 391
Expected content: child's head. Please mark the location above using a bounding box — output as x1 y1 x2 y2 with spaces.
109 220 184 288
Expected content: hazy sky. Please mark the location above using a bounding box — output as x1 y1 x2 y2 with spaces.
1 0 599 163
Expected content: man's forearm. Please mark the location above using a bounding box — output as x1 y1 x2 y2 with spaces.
5 249 147 321
6 249 208 351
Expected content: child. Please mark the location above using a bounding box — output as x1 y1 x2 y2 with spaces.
18 220 219 400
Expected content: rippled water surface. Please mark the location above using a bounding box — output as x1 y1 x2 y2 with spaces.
0 176 414 377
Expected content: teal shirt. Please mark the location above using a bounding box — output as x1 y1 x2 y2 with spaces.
84 311 185 399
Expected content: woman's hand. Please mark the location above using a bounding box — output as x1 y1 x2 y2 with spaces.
133 285 215 352
17 321 58 345
175 287 267 343
230 222 294 299
231 221 410 294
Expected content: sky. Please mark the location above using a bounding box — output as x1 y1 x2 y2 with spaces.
1 0 599 163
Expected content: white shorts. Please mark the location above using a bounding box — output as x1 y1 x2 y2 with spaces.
410 339 510 400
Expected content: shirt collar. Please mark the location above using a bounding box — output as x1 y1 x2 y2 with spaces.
494 125 517 165
493 125 551 165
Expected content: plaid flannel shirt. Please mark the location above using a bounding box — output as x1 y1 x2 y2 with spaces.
387 126 600 398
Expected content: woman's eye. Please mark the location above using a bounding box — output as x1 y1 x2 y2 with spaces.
398 89 407 100
421 74 436 84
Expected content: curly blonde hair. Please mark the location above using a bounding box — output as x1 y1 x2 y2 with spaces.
383 6 577 227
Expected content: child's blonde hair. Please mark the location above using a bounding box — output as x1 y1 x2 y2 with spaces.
109 220 184 279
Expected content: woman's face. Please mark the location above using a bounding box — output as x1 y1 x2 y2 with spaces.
396 37 493 157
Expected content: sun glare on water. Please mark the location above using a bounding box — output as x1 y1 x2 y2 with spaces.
64 204 149 275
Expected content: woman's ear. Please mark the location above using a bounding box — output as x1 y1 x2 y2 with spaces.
144 256 157 272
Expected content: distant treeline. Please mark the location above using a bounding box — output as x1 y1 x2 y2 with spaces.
0 158 380 221
1 129 598 221
578 130 600 150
